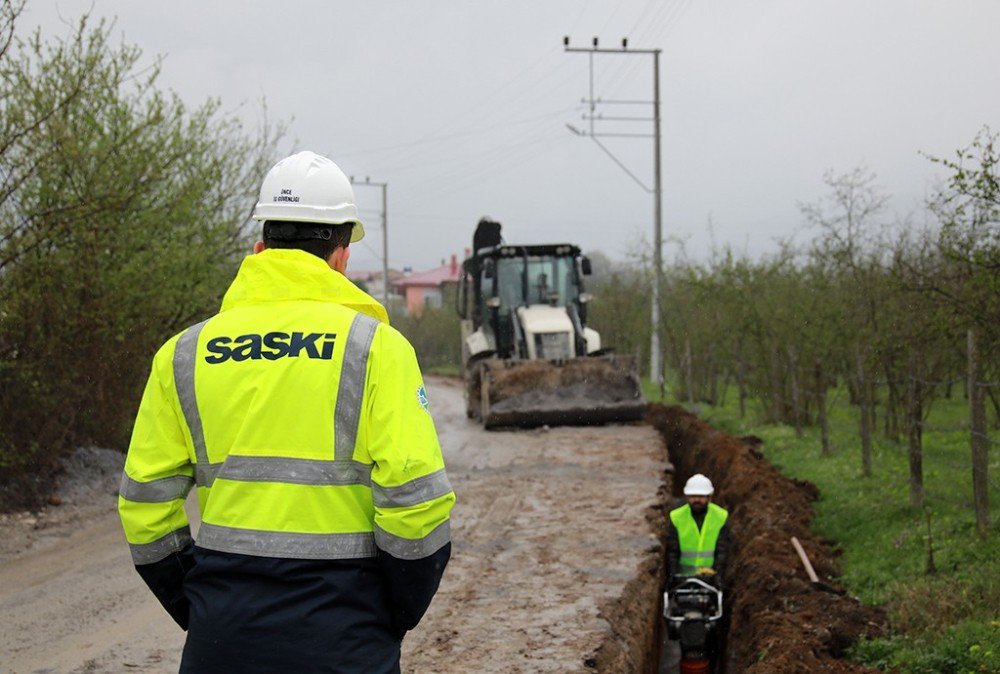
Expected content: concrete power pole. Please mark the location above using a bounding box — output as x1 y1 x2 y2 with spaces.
351 177 389 307
563 36 664 387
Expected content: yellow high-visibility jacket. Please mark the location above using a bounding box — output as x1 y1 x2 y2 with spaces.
119 249 455 566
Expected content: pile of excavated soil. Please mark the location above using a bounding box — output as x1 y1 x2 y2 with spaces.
646 405 887 674
487 357 641 407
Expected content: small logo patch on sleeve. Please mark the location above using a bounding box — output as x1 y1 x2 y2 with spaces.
416 385 430 413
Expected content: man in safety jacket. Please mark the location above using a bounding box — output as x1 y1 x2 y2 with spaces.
666 473 730 586
118 151 455 673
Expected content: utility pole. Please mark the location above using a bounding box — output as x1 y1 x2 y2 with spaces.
350 177 389 307
563 36 663 386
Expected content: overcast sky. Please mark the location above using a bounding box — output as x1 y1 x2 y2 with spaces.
23 1 1000 273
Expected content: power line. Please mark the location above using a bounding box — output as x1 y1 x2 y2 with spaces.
598 1 627 35
603 0 694 101
335 107 576 161
413 45 569 142
400 125 562 211
348 50 577 175
601 0 680 97
569 0 593 35
627 0 668 38
372 109 579 175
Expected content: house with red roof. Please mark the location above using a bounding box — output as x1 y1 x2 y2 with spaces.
392 254 462 316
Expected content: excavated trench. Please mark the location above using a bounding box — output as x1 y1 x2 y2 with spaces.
637 404 888 674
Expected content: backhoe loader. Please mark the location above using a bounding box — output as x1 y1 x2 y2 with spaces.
456 218 646 429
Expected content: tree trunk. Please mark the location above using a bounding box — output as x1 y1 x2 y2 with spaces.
815 359 831 455
769 341 783 424
907 347 924 509
737 344 747 418
856 346 872 478
968 328 990 538
684 337 694 405
788 345 802 436
847 374 859 406
886 376 901 442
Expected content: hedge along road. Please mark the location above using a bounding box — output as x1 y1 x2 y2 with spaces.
0 376 668 673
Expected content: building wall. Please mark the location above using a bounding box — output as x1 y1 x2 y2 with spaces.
422 287 443 309
405 286 442 316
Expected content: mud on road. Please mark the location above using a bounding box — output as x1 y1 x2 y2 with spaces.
402 377 668 672
0 377 670 673
0 386 887 673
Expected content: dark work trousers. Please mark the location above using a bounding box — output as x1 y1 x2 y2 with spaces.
179 548 402 674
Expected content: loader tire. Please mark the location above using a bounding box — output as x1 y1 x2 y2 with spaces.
465 363 483 420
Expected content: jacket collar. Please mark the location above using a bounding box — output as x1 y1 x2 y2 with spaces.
220 249 389 324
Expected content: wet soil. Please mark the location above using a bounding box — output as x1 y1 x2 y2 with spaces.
0 389 887 673
646 404 887 673
0 377 670 673
485 357 644 410
401 377 669 672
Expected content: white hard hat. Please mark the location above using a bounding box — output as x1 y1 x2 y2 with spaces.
252 151 365 243
683 474 714 496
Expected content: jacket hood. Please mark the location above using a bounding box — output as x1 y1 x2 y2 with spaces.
220 249 389 324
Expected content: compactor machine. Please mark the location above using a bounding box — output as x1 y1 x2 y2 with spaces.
664 575 724 673
456 218 645 429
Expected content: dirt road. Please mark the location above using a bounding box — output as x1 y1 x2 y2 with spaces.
0 449 189 673
0 376 667 673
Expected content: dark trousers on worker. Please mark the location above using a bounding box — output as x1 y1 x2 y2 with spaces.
180 548 402 674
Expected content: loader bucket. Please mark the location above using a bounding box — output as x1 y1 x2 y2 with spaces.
468 355 646 429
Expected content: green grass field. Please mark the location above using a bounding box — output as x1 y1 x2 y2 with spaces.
643 378 1000 674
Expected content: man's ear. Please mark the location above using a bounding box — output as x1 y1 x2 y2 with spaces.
253 241 266 254
328 245 350 273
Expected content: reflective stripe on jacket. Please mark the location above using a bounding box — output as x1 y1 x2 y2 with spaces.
669 502 728 572
119 249 455 565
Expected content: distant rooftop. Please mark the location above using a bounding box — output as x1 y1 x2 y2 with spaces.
392 255 461 288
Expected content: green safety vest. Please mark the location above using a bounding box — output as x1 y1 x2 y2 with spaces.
669 502 728 573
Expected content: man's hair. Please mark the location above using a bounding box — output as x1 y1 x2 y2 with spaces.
262 220 353 260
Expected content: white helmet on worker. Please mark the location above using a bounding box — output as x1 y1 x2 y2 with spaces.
252 150 365 243
683 473 714 496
